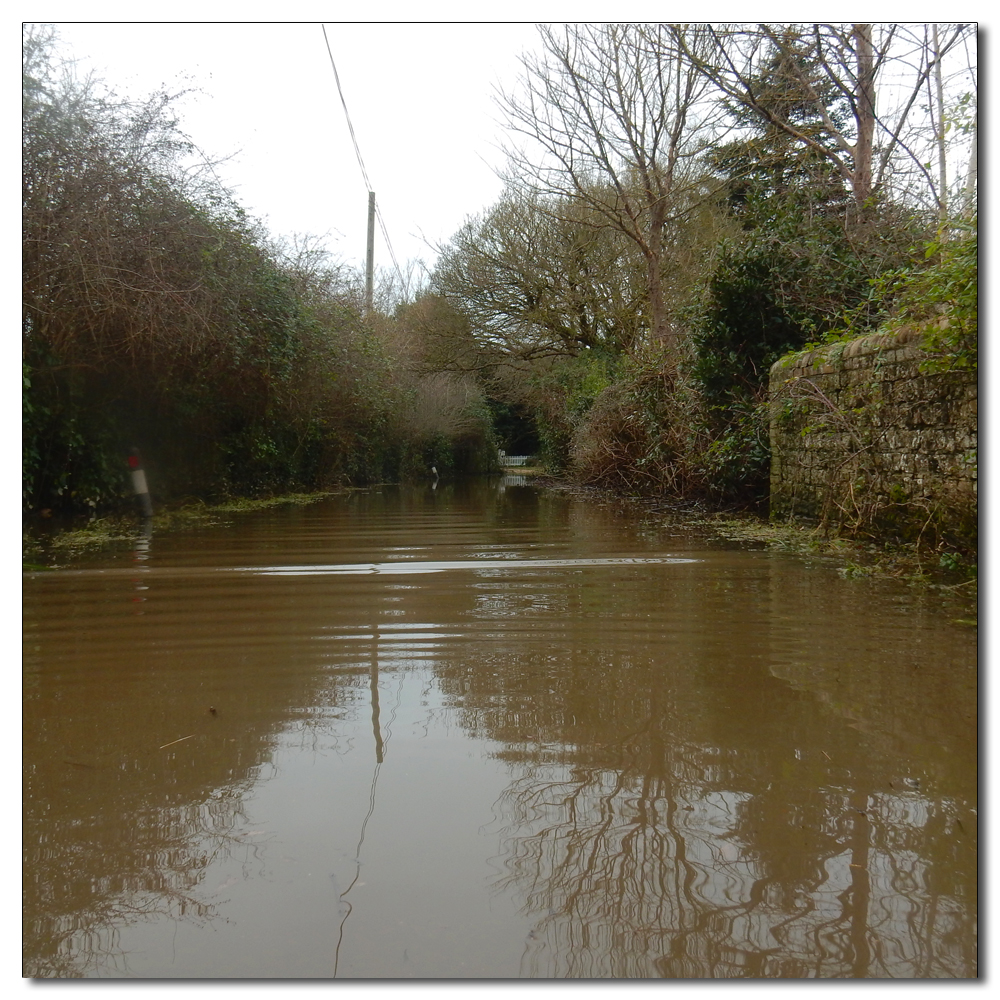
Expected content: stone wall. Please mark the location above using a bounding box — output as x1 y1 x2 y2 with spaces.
768 326 977 546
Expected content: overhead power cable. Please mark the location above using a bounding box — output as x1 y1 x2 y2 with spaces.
320 24 407 293
376 209 405 291
321 23 372 193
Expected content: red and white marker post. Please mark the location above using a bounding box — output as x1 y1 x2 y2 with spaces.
127 448 154 517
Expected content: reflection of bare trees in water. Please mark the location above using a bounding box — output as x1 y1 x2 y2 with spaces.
23 778 269 978
493 767 689 977
490 759 976 978
23 680 370 979
443 561 976 980
23 621 376 980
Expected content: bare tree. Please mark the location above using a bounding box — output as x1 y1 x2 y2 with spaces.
498 23 722 367
674 23 976 219
434 188 648 364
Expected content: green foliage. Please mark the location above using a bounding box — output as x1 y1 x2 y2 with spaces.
898 227 977 372
527 353 620 472
565 355 616 418
708 28 853 227
692 194 921 409
838 562 875 580
486 400 539 456
691 237 821 405
686 222 894 500
698 401 771 500
782 223 978 373
939 551 964 573
217 419 326 495
679 26 940 502
689 92 923 501
22 360 128 510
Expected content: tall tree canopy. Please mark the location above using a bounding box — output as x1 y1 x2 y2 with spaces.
498 23 724 364
433 189 647 364
674 23 976 218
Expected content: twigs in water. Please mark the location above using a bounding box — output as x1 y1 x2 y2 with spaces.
159 735 195 750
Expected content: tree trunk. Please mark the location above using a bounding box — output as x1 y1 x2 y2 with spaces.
932 24 949 226
852 24 875 215
645 200 677 367
963 111 978 218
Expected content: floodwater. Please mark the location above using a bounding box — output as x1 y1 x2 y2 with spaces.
23 480 977 979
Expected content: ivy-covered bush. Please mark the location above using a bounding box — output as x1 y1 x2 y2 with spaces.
888 225 977 372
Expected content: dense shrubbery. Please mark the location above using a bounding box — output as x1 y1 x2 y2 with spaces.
568 353 708 495
882 225 977 373
22 27 491 513
684 204 927 500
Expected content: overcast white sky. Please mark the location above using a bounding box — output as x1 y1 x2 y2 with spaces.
45 21 543 279
39 13 985 281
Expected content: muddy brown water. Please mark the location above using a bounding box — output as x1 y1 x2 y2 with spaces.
23 480 977 978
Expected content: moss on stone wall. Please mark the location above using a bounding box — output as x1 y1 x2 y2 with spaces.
769 326 977 551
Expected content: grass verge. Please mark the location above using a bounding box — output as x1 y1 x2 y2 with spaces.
23 490 346 567
536 477 976 610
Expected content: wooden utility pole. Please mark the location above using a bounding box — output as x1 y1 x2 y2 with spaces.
365 191 375 314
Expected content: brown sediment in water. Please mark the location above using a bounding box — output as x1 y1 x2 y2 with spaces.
23 481 976 977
